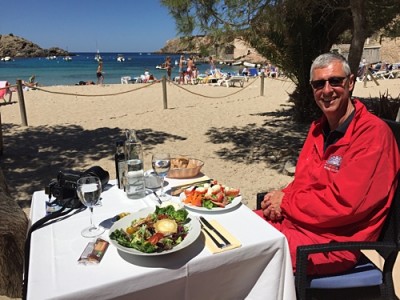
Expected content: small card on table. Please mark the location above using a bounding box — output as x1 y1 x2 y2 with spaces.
78 238 109 265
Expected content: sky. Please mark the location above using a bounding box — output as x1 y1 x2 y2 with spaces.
0 0 180 52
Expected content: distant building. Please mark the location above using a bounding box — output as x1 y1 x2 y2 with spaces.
332 42 381 64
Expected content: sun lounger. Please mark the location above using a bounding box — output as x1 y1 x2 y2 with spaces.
0 81 13 102
218 76 246 88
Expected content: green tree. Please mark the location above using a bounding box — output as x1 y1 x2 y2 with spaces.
161 0 400 122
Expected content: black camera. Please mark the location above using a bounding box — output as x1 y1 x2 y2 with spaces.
45 166 110 208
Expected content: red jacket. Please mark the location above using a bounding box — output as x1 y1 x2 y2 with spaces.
269 99 400 275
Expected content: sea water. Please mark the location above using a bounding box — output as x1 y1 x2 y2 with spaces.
0 52 241 86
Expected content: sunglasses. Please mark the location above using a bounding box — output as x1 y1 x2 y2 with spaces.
310 77 347 90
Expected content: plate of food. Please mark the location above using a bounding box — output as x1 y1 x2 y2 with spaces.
109 206 200 256
179 180 242 212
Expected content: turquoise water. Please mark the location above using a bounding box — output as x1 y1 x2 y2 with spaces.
0 52 241 86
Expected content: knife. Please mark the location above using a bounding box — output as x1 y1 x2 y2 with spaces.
199 217 231 247
152 191 163 205
201 225 226 249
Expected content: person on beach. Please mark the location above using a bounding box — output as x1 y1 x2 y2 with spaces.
165 56 172 81
22 75 38 89
186 56 194 84
179 55 185 84
209 56 215 72
96 60 104 85
255 52 400 275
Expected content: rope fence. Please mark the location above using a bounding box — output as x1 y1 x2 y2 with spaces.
0 74 294 155
0 74 290 127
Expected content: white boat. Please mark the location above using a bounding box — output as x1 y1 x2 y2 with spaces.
117 54 125 62
1 56 11 61
94 50 102 62
63 56 72 61
243 61 256 68
156 64 167 70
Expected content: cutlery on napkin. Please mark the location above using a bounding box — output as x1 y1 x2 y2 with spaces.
199 218 241 254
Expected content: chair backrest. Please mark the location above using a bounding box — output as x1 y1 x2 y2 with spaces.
377 119 400 257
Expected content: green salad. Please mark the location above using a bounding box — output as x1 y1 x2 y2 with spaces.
109 205 190 253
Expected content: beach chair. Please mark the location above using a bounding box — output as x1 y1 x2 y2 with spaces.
121 76 131 84
218 75 245 87
0 81 13 102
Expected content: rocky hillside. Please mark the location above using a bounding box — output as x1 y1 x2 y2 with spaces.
160 35 400 64
159 36 267 64
0 34 69 58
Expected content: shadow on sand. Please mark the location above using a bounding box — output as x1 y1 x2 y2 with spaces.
1 106 308 211
0 124 186 210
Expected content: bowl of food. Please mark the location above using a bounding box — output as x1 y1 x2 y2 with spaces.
167 157 204 179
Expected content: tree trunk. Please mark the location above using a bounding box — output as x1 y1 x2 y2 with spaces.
348 0 368 77
0 168 28 298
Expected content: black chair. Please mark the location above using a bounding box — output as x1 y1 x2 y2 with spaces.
256 119 400 300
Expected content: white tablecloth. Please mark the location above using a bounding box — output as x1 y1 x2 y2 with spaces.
27 179 296 300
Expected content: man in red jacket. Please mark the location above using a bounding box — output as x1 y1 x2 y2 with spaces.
256 53 400 275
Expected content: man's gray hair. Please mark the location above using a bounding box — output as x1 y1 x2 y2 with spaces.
310 53 351 80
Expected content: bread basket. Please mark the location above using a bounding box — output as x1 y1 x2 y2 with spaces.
167 157 204 179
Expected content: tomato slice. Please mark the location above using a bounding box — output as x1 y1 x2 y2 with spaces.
225 188 240 197
147 233 164 245
184 187 195 197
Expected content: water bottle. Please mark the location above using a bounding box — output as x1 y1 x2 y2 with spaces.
124 130 145 199
114 140 125 189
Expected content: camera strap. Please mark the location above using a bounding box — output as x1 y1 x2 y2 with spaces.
22 197 86 300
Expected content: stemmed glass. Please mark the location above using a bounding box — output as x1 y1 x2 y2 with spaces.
77 176 104 238
151 153 171 201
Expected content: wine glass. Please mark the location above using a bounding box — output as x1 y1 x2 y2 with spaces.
151 153 171 201
77 176 104 238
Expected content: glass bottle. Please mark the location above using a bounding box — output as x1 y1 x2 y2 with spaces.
124 130 145 199
114 140 125 189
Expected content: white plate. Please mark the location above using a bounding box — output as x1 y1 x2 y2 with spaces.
109 207 201 256
179 193 242 212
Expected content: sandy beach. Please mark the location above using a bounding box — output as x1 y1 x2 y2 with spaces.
1 76 400 214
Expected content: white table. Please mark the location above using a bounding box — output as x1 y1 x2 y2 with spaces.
27 178 296 300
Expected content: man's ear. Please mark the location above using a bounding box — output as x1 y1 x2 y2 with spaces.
348 74 355 91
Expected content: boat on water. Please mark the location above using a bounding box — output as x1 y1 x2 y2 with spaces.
94 50 102 62
63 56 72 61
116 54 125 62
1 56 11 61
156 64 167 70
243 61 256 68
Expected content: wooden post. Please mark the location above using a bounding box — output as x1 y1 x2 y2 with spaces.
162 76 168 109
260 72 265 96
364 69 379 88
16 80 28 126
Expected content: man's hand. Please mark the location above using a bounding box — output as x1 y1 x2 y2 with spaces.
260 190 284 221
